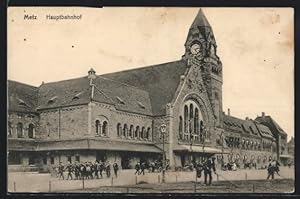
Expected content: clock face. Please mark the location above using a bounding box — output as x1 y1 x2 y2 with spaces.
190 43 202 55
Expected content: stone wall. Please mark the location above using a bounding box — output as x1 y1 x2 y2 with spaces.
38 105 89 139
8 112 39 139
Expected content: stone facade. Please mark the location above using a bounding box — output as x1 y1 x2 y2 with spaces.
8 9 288 170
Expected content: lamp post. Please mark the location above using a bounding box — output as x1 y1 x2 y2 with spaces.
160 124 167 183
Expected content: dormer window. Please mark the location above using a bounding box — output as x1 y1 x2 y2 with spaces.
137 102 145 109
72 92 82 101
48 96 57 104
116 96 125 104
16 97 28 107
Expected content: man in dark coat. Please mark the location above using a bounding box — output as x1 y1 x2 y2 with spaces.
135 162 140 175
66 161 73 180
58 162 65 180
203 157 216 185
106 161 111 178
195 162 204 178
113 162 119 177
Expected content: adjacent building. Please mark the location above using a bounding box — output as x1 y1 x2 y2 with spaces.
8 9 290 170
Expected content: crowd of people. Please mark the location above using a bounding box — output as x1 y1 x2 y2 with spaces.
53 160 119 180
52 156 282 183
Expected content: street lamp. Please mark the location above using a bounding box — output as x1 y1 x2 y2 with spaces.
160 124 167 183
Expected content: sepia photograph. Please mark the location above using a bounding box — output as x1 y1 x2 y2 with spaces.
7 7 294 193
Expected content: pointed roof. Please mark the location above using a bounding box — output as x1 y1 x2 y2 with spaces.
191 9 211 29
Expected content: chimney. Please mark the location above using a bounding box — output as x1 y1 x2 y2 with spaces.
88 68 96 79
245 117 249 120
262 112 265 117
227 108 231 116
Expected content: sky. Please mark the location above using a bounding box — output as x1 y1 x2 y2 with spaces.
7 7 294 140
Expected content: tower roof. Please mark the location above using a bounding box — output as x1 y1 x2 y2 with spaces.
191 9 211 29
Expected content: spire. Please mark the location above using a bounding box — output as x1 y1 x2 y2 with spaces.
191 9 211 29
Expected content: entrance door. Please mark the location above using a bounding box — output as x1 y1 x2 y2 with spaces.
121 153 130 169
96 151 107 162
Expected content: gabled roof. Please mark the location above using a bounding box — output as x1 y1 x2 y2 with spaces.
9 60 186 116
37 77 91 110
92 76 153 115
8 80 39 113
223 114 269 138
36 75 153 115
255 115 287 137
101 60 188 115
254 121 274 139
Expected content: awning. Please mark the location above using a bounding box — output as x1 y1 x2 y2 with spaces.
8 138 162 153
173 145 227 154
279 154 294 159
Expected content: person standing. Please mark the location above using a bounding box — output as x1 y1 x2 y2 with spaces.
58 162 65 180
267 159 276 180
94 161 99 179
74 161 80 180
106 161 111 178
99 161 104 178
203 157 216 186
140 162 145 175
195 162 204 178
66 161 73 180
113 162 119 177
135 162 140 175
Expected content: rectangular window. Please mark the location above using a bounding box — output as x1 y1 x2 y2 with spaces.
50 157 55 165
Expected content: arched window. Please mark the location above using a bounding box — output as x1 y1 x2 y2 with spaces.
179 116 183 139
17 122 23 138
194 108 199 134
129 125 134 138
135 126 140 139
146 127 151 140
189 104 194 134
189 104 194 120
123 124 128 138
8 122 12 137
117 123 121 137
141 127 145 139
102 121 108 136
184 105 188 134
257 156 261 164
28 124 34 138
95 120 101 135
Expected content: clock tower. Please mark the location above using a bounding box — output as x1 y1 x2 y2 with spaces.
183 9 223 127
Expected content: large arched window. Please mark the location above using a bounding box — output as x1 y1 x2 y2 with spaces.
117 123 122 137
8 122 12 137
123 124 128 138
102 121 108 136
129 125 134 138
28 123 35 138
17 122 23 138
95 120 101 135
181 100 205 142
